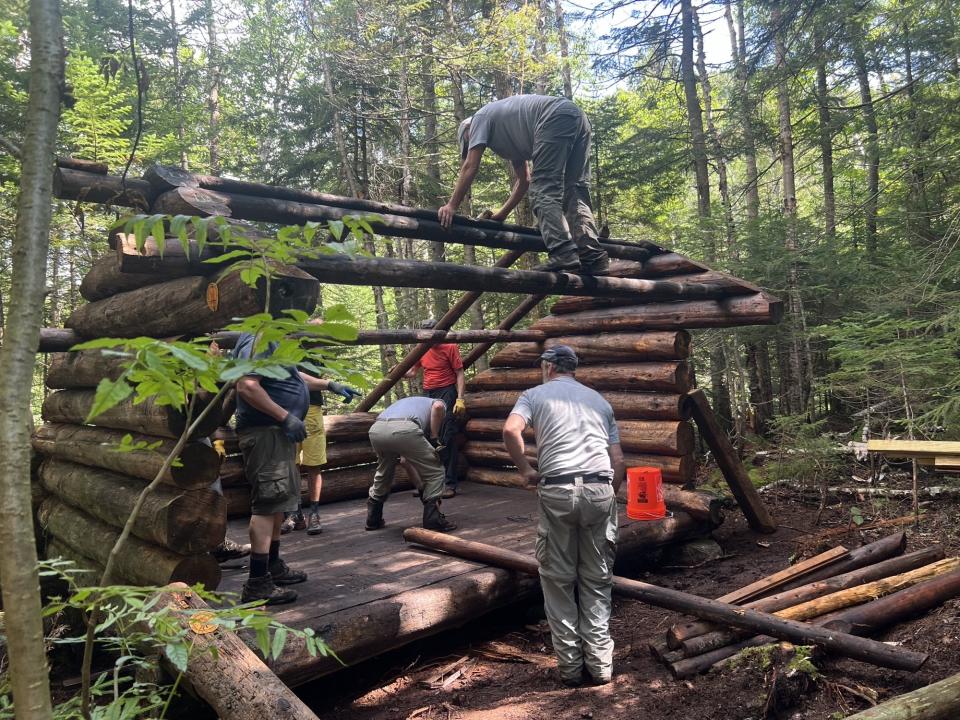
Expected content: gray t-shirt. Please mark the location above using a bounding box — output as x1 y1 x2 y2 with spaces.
467 95 567 161
509 376 620 478
377 396 438 430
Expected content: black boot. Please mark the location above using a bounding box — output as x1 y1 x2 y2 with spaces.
365 498 386 531
422 500 457 532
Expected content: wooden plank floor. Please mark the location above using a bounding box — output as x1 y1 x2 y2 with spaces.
219 481 702 685
220 482 542 626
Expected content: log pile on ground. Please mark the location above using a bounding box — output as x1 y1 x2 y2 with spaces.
646 532 960 679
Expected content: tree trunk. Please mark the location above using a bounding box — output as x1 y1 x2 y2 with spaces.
555 0 573 99
420 33 449 318
205 0 221 173
726 0 760 221
814 38 836 242
38 458 226 553
850 29 880 255
773 5 810 414
0 0 63 711
169 0 187 170
32 423 221 489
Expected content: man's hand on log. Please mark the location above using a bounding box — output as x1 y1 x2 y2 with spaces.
438 203 456 229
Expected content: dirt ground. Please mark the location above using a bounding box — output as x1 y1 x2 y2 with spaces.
297 479 960 720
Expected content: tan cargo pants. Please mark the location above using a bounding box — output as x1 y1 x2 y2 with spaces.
536 480 618 682
368 419 445 503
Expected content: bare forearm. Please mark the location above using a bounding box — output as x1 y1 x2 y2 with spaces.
429 404 444 439
448 163 479 209
238 380 287 422
609 444 626 493
496 177 528 218
503 431 531 470
455 370 465 398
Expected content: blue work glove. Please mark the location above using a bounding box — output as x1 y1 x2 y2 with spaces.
281 412 307 442
328 381 361 403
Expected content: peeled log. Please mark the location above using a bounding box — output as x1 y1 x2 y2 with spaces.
845 670 960 720
38 498 221 588
80 254 171 302
490 331 691 367
674 546 946 652
156 583 320 720
322 441 376 470
116 233 222 276
532 293 783 336
667 532 909 647
403 529 928 672
39 459 226 553
66 263 318 339
464 390 689 421
462 441 693 484
467 363 693 394
32 423 221 490
41 389 223 440
686 389 776 534
464 418 694 456
549 271 760 314
54 167 154 209
463 467 721 524
777 557 960 622
151 185 653 263
224 464 413 516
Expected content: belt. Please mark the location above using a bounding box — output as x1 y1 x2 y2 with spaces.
542 472 611 486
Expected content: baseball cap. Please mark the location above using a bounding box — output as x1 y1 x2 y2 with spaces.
421 319 438 330
457 118 472 160
540 344 578 370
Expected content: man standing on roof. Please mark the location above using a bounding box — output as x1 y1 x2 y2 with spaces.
502 345 625 687
365 395 457 533
405 319 466 498
437 95 610 275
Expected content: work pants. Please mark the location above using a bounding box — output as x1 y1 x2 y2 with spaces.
536 479 618 682
368 419 445 503
528 101 605 265
427 383 460 488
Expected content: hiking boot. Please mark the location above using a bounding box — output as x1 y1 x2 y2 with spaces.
212 538 251 563
280 516 295 535
306 512 323 535
365 498 386 531
441 487 457 499
579 254 610 276
269 558 307 585
241 574 297 605
291 510 307 531
533 256 580 273
422 500 457 532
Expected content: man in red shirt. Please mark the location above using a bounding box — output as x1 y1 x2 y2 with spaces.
406 320 466 497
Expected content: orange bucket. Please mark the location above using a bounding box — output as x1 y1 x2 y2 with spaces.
626 467 667 521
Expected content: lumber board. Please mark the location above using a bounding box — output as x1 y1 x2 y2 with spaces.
867 439 960 457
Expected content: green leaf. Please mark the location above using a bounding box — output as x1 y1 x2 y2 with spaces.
204 249 251 264
271 627 288 659
165 642 189 674
86 377 133 422
328 220 344 241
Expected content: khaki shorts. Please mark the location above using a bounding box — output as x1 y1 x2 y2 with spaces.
298 405 327 467
239 425 300 515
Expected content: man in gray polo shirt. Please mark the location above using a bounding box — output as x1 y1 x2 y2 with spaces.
502 345 625 687
366 395 456 532
437 95 609 275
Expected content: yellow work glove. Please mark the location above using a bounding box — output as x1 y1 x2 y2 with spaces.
453 398 467 419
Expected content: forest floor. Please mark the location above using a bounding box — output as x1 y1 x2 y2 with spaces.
298 472 960 720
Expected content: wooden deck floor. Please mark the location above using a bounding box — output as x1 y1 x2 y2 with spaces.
220 482 706 686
